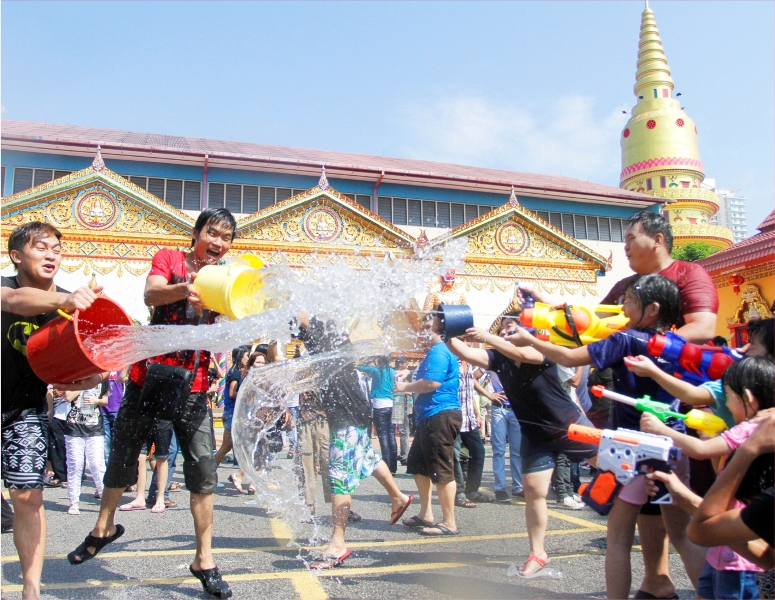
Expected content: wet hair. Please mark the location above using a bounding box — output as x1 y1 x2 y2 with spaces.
192 208 237 245
628 211 673 253
722 356 775 412
712 336 729 347
624 274 680 333
248 351 267 368
394 356 408 368
7 222 62 270
747 317 774 359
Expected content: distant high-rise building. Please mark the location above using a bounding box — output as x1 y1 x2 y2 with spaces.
702 179 748 243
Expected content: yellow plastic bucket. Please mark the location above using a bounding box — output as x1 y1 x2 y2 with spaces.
193 254 267 320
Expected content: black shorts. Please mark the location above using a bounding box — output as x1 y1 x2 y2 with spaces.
104 382 216 494
407 409 462 484
140 419 174 457
520 414 597 475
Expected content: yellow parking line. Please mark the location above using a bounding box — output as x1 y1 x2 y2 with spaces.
270 518 328 600
0 525 601 563
1 525 600 563
2 548 629 594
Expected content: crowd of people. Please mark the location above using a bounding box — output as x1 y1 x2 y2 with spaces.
1 208 773 600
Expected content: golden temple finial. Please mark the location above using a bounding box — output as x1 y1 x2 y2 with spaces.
508 186 519 207
318 166 329 190
92 146 105 172
634 3 674 101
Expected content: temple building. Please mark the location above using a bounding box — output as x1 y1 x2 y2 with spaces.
1 121 658 326
697 209 775 344
619 3 734 250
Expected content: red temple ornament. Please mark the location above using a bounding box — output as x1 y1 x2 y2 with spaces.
728 274 745 294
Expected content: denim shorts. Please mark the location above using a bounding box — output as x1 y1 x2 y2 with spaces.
696 560 762 600
222 410 233 431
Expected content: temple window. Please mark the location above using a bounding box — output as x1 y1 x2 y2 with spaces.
646 179 653 191
682 181 690 189
208 183 309 213
660 176 666 188
11 167 73 194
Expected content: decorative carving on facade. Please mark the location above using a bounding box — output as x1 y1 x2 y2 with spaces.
670 223 734 245
727 283 773 325
710 262 775 289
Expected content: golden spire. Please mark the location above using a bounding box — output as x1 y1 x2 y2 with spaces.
634 3 674 101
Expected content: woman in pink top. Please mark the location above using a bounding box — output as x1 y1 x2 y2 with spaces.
641 357 774 599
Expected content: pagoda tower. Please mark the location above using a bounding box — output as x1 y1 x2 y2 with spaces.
620 2 733 249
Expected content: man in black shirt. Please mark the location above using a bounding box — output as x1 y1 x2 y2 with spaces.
447 314 594 578
1 222 103 600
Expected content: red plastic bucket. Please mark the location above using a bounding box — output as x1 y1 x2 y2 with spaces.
27 296 133 384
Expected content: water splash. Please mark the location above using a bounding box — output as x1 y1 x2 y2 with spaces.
82 239 468 552
84 240 467 370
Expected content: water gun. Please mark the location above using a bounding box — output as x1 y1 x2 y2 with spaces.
647 331 743 386
569 423 680 515
519 302 629 347
590 385 727 436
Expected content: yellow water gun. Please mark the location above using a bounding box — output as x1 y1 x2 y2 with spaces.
519 302 629 347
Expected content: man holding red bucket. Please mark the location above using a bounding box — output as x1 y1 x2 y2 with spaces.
68 207 237 599
2 221 104 600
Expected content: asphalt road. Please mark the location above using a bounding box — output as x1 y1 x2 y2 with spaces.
1 444 696 600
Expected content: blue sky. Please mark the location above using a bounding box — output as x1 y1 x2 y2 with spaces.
3 1 773 233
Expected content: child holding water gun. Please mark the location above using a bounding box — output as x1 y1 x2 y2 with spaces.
506 274 706 599
625 317 774 431
640 357 774 600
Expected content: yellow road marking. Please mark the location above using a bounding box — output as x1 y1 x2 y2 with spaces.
0 526 600 563
544 508 607 530
270 517 328 600
1 549 627 593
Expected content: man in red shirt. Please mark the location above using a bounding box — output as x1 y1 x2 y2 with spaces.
601 211 718 343
68 208 237 599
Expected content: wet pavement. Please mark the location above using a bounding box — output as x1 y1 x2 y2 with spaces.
1 442 695 599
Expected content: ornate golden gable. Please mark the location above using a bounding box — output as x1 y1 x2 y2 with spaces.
232 185 417 269
429 201 609 295
1 156 196 276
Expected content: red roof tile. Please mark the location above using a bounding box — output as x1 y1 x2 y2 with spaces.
756 208 775 233
1 119 656 205
697 228 775 273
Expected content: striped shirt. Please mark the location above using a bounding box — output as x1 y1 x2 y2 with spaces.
458 361 478 433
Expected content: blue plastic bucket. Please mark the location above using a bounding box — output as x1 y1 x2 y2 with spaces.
439 304 474 339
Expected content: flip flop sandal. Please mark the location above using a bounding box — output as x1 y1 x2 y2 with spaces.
310 548 352 570
419 523 459 536
189 565 233 598
455 497 476 508
228 475 246 494
67 524 125 565
119 503 146 511
390 494 415 525
43 476 62 488
168 482 183 492
402 515 434 528
67 505 80 515
348 510 361 522
247 485 256 495
151 505 166 514
164 499 177 509
516 554 548 578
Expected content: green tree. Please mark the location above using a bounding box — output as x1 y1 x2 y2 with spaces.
671 242 720 262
